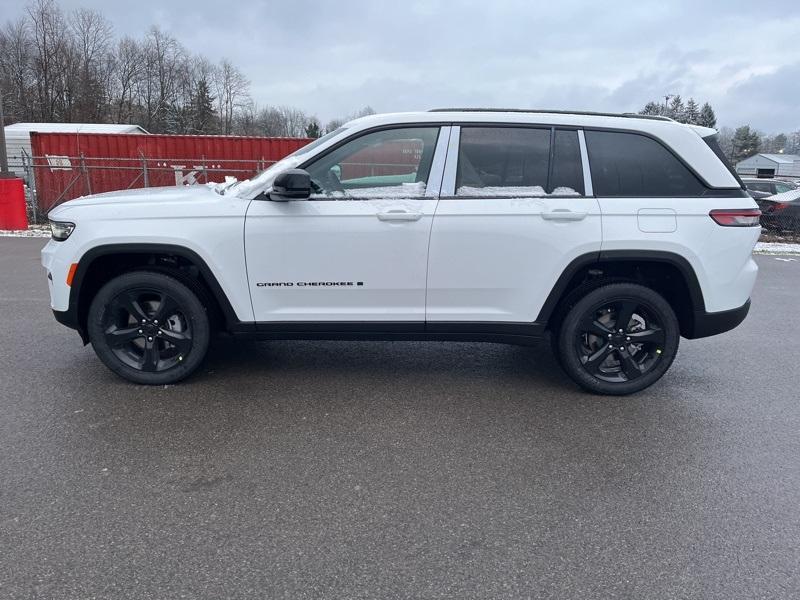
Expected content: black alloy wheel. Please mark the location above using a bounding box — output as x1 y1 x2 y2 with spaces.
556 283 680 395
87 271 210 385
103 288 193 372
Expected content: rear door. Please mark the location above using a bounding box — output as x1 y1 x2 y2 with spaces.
426 125 602 323
244 125 448 323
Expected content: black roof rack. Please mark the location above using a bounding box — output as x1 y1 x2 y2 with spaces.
428 108 674 122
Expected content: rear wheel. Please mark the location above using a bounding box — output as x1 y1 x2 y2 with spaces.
556 283 679 395
87 271 210 385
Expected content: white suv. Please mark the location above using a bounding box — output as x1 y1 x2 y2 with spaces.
42 109 760 394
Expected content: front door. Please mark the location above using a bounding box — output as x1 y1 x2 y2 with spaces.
244 126 449 323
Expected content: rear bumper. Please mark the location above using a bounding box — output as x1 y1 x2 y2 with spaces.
686 299 750 339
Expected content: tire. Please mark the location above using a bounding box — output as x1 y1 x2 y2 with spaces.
555 283 680 395
87 271 211 385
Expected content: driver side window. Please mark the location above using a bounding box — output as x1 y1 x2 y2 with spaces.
305 127 440 199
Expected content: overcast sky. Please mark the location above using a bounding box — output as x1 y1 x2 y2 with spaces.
3 0 799 132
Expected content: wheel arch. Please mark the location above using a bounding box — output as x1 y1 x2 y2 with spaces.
538 250 707 338
67 243 241 343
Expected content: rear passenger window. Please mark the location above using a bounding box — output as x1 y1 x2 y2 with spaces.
585 130 705 197
550 130 585 196
456 127 583 196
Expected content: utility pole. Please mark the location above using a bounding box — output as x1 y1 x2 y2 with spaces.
0 86 12 178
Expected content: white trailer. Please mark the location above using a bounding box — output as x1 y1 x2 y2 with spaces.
3 122 147 179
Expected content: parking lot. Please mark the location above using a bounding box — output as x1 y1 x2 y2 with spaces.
1 236 799 599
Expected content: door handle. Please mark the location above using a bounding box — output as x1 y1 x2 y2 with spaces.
541 209 588 221
376 209 424 222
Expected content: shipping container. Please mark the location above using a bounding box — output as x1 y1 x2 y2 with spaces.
31 132 312 212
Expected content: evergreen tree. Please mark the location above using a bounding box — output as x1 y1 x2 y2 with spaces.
668 95 685 122
698 103 717 128
305 118 321 138
683 98 700 125
192 77 217 133
639 101 664 116
730 125 761 163
786 131 800 155
770 133 788 154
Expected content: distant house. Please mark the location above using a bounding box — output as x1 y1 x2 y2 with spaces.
3 122 147 179
736 153 800 178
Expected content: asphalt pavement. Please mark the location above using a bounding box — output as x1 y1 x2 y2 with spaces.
1 237 799 599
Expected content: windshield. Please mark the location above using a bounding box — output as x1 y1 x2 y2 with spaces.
288 127 347 158
217 127 349 198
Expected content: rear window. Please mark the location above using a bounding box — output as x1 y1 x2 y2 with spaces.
703 133 745 188
456 127 584 196
746 181 772 193
585 130 706 197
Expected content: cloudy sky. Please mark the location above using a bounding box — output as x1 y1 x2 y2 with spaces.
4 0 800 132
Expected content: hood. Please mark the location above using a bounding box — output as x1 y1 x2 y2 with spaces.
46 184 242 222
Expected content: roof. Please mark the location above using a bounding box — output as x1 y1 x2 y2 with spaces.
4 122 148 135
429 107 675 122
758 153 800 164
343 110 718 142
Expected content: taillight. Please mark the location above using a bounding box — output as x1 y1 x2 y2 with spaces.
709 209 761 227
772 203 789 213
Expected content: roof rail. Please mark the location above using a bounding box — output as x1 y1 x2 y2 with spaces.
428 108 674 122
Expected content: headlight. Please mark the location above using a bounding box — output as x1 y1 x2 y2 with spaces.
49 221 75 241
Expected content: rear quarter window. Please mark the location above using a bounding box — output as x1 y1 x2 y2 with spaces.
585 130 706 197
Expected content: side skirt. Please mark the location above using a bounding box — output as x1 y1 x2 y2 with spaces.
227 321 547 346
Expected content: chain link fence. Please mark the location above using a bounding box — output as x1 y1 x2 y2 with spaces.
15 153 279 223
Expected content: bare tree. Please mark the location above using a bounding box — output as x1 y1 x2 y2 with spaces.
214 59 249 134
0 18 34 121
27 0 70 120
109 36 141 123
70 7 112 121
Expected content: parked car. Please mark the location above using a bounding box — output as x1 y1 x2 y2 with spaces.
742 177 798 196
42 109 760 395
758 188 800 232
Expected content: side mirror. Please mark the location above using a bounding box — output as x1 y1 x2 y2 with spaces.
268 169 311 201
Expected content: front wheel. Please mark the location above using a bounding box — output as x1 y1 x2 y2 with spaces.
555 283 680 395
87 271 211 385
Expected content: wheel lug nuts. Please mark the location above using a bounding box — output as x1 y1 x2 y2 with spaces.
154 320 158 325
626 337 631 341
138 329 143 334
619 346 625 351
147 337 153 342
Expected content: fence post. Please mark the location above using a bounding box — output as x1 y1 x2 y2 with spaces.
21 148 38 223
80 153 92 196
140 151 149 188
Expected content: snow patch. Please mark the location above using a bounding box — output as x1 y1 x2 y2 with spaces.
312 182 427 199
456 186 580 197
0 228 50 238
754 242 800 255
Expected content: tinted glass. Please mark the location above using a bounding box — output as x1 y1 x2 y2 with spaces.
305 127 440 198
747 181 771 193
703 134 744 187
457 127 551 196
586 131 706 197
550 129 585 195
775 182 794 193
